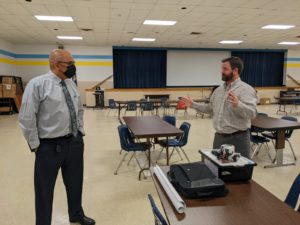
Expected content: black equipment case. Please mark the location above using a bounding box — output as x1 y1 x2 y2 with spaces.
168 162 228 199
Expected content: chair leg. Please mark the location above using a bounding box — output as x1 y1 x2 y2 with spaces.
114 152 128 175
169 147 176 159
175 148 184 160
264 142 274 162
134 155 143 170
134 155 147 179
271 139 275 147
251 144 261 159
286 139 297 161
250 143 254 151
127 152 135 166
156 147 164 163
180 147 190 162
184 110 188 117
169 147 183 161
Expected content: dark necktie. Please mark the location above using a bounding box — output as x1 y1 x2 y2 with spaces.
61 80 78 137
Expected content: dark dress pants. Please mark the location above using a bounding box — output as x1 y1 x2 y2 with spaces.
34 134 85 225
213 130 250 158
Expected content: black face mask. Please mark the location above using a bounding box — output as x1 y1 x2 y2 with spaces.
64 64 76 78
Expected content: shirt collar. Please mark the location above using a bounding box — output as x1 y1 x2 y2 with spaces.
49 70 63 84
223 77 241 90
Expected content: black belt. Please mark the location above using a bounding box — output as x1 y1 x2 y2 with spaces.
40 133 73 141
216 130 247 137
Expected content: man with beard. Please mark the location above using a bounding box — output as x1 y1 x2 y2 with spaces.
19 49 95 225
182 56 257 158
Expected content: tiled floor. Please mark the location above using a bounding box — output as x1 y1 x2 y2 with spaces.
0 104 299 225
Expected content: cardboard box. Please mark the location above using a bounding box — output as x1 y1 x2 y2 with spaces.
1 76 15 84
0 107 11 112
0 84 3 98
260 97 271 105
2 84 23 98
3 84 16 98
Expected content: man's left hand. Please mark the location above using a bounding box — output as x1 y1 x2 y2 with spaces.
228 91 239 107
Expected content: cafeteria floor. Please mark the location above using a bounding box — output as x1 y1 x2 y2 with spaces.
1 104 299 225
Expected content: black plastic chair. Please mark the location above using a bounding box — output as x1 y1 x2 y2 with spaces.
285 173 300 213
161 97 172 115
125 101 138 115
262 116 297 161
250 112 274 161
148 194 168 225
141 102 155 115
250 131 272 160
157 122 191 163
107 99 118 116
163 115 176 127
114 125 151 178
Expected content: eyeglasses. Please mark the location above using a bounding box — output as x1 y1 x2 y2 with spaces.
59 61 75 66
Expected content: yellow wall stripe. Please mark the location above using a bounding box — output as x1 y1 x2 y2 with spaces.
16 61 49 66
285 63 300 68
0 57 15 65
0 58 112 67
76 61 112 66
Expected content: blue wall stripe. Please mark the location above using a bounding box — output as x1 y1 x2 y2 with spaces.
0 49 16 58
73 55 112 59
0 49 112 60
15 54 49 59
285 57 300 61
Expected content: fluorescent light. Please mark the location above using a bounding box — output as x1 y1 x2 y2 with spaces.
143 20 177 26
278 42 300 45
132 38 156 42
262 25 295 30
35 15 73 22
57 36 83 40
219 40 243 44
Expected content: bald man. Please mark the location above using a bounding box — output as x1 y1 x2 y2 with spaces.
19 50 95 225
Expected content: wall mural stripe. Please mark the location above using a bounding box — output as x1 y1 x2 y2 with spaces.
0 49 112 66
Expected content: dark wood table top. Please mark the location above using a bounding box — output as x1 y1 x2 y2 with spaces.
275 96 300 100
123 116 183 138
116 100 162 104
251 115 300 131
115 98 209 105
151 166 300 225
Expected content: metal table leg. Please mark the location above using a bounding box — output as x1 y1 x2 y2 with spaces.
264 129 296 168
139 138 151 180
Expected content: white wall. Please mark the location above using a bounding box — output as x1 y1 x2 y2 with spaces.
0 39 16 75
14 44 113 83
1 42 113 104
286 50 300 86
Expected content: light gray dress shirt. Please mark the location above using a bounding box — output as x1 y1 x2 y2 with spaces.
192 78 257 134
19 71 85 149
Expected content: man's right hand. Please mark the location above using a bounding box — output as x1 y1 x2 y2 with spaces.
181 97 193 108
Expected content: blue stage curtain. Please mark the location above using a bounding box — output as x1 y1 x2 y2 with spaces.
113 49 167 88
231 51 284 87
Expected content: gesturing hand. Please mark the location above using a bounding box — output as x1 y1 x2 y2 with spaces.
181 97 193 108
227 91 239 107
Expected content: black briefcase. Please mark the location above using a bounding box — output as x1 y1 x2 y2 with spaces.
168 162 228 199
